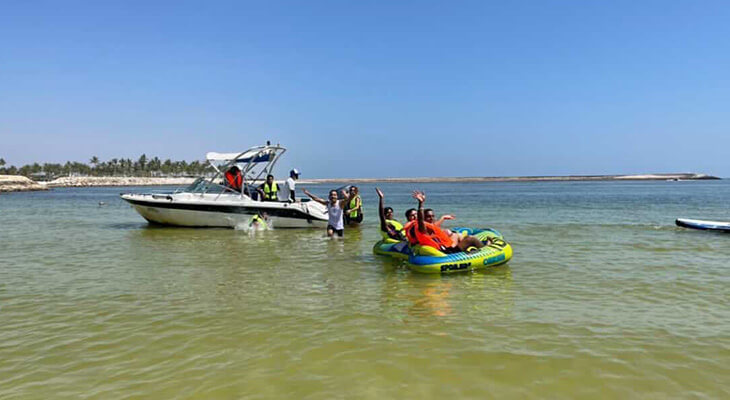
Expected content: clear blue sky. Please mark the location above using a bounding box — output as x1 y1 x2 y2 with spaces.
2 0 729 178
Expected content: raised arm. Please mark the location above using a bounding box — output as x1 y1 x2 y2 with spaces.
435 214 454 227
376 187 388 232
412 190 427 233
303 189 327 206
338 190 351 210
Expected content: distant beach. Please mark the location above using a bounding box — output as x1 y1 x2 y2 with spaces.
0 173 720 192
305 173 719 184
0 173 722 192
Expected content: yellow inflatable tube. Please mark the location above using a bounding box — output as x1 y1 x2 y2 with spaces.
374 227 513 274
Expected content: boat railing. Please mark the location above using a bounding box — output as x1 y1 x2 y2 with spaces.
239 146 286 191
159 143 287 200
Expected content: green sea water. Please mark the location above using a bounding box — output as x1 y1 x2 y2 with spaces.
1 181 729 398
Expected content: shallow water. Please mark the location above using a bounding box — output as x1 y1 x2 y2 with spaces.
1 181 729 398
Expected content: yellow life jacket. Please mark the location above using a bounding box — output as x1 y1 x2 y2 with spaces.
380 219 405 240
263 182 278 200
348 195 361 218
249 214 267 229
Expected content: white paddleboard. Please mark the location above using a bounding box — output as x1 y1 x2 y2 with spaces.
676 218 730 233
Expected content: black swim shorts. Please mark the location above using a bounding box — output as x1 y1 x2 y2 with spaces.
327 225 344 237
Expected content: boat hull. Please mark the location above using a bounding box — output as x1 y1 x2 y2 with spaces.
122 193 328 228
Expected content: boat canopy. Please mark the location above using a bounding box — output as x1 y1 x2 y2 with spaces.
206 150 275 163
204 143 286 189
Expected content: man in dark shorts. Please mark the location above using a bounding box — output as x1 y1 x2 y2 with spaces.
303 188 350 237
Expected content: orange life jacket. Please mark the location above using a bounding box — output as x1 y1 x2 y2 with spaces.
405 221 453 250
404 221 418 245
225 169 242 192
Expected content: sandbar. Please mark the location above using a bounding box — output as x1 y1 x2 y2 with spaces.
0 173 720 192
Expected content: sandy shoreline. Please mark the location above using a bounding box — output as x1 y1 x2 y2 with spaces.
0 173 720 192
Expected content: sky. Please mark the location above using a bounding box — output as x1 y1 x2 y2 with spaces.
1 0 729 178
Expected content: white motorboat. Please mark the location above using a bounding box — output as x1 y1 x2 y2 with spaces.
121 143 329 228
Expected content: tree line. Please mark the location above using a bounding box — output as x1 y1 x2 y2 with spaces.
0 155 211 179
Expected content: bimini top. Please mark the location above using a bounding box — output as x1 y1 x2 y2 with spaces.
206 150 272 163
203 144 287 188
206 144 285 164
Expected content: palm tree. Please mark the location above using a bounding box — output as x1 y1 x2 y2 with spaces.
137 154 147 175
162 159 172 176
89 156 99 176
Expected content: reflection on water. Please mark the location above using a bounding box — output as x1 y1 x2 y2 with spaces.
375 261 515 321
411 280 453 317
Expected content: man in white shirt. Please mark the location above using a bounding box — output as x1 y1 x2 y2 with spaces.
283 168 299 202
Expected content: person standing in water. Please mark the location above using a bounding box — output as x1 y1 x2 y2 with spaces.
344 186 363 225
303 188 350 237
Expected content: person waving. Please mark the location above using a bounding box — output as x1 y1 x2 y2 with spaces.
303 188 351 237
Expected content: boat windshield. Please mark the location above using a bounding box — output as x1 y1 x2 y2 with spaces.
183 176 242 196
184 177 208 193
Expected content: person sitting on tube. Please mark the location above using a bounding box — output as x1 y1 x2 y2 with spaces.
375 187 406 241
425 209 454 227
405 190 488 253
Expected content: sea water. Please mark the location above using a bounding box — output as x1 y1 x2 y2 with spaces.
1 181 729 398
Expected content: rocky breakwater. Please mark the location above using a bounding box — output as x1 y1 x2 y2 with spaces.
45 176 196 188
0 175 48 192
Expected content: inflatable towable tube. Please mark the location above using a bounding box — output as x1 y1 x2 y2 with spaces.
373 238 413 260
373 227 513 274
